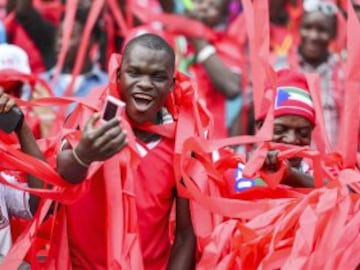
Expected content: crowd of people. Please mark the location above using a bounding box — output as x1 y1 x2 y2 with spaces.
0 0 359 269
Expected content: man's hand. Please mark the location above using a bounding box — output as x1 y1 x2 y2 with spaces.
262 149 314 187
74 114 128 165
0 87 17 113
262 150 281 173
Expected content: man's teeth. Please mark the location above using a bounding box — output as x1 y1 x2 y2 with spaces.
133 94 153 101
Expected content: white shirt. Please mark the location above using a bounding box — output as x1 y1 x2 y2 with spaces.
0 172 32 257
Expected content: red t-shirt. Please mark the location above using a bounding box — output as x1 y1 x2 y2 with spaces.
66 138 176 269
135 138 176 270
66 169 108 269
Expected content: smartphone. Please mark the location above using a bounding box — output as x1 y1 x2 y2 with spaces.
101 96 125 121
0 107 24 133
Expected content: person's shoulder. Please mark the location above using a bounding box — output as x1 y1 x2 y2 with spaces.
40 67 55 81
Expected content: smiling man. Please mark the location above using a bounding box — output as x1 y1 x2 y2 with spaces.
56 34 196 270
225 69 315 195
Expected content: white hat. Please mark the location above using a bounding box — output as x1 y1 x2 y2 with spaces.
303 0 338 16
0 43 31 74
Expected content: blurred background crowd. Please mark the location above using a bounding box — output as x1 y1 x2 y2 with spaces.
0 0 357 147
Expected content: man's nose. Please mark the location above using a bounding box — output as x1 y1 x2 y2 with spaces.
307 29 320 41
282 130 300 145
137 76 153 90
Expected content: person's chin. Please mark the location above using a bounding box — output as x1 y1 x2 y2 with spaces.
301 46 325 61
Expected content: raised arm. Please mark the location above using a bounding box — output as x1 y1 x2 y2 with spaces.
191 37 241 99
56 114 128 184
0 89 46 214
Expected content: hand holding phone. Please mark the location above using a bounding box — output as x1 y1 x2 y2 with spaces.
0 106 24 133
101 96 125 122
0 90 24 133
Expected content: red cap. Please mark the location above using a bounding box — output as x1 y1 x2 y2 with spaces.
258 69 316 125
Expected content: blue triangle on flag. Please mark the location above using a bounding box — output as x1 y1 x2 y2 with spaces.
276 88 290 107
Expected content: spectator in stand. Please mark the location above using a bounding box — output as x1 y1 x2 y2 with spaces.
274 0 344 147
0 43 54 139
6 0 58 73
0 91 45 264
176 0 243 138
224 69 315 197
42 8 108 99
269 0 302 58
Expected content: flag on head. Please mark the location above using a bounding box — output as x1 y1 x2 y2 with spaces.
258 69 316 125
275 86 315 124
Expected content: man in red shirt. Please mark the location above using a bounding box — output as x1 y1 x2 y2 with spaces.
56 33 196 269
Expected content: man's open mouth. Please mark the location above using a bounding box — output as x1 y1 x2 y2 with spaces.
132 93 154 112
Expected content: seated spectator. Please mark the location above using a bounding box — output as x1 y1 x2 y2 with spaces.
273 0 344 147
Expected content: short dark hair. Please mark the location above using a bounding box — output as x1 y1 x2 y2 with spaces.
122 33 175 69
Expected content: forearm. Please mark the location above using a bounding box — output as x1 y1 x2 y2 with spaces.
281 167 314 188
15 122 45 214
56 149 89 184
193 39 241 99
200 55 241 99
16 122 44 188
167 228 196 270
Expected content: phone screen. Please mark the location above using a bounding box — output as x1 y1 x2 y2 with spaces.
103 100 118 121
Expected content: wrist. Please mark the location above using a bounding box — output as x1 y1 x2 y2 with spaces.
72 147 91 168
196 44 216 63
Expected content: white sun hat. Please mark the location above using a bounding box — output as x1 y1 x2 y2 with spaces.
0 43 31 74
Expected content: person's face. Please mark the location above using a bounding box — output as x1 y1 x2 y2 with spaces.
300 11 335 63
272 115 313 168
117 44 175 125
55 21 85 68
191 0 228 27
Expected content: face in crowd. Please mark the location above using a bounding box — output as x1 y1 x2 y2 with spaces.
272 115 313 168
55 10 100 70
117 43 175 125
256 114 313 168
299 9 336 66
190 0 229 27
55 20 83 68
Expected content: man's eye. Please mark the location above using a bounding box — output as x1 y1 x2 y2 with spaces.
274 126 286 134
127 70 138 77
298 128 312 138
152 75 167 81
